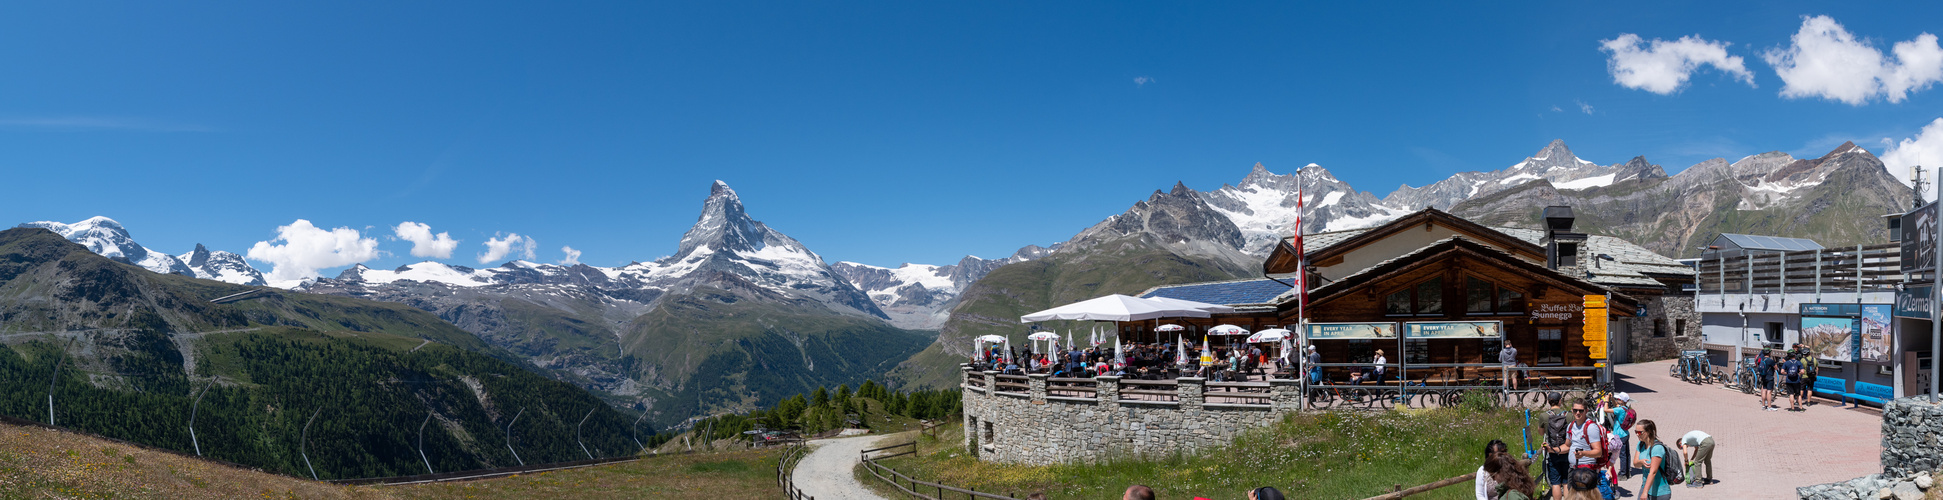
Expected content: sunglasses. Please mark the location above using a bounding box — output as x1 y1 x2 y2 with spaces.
1572 408 1587 412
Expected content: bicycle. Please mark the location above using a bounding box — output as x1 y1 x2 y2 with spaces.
1723 358 1757 394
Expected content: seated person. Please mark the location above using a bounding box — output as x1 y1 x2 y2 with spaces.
1348 369 1367 385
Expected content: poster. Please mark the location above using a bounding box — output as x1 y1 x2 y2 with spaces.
1903 201 1937 273
1404 321 1503 339
1306 322 1396 340
1800 316 1858 363
1861 304 1893 363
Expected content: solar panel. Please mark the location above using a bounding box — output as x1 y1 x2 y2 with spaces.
1143 279 1293 306
1720 233 1823 252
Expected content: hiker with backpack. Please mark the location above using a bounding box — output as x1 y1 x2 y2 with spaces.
1543 392 1573 500
1605 393 1636 480
1782 353 1806 411
1568 397 1616 500
1630 419 1678 500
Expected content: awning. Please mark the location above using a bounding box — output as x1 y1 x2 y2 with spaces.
1019 294 1211 323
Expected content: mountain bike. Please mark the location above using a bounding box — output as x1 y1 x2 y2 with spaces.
1723 358 1757 394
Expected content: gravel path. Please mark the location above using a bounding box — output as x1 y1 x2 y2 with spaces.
792 434 892 500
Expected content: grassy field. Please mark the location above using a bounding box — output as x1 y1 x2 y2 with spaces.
0 420 384 499
0 418 784 499
394 448 782 500
859 400 1541 500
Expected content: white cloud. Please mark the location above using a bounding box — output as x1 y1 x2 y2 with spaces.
1133 76 1153 87
1550 105 1563 112
559 246 582 266
1601 33 1755 94
1764 16 1943 105
478 233 537 264
246 220 382 283
392 222 459 259
1576 100 1595 115
1883 118 1943 203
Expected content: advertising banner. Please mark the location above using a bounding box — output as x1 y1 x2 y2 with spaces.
1404 321 1503 339
1305 322 1397 340
1903 201 1937 274
1801 316 1859 363
1861 304 1893 364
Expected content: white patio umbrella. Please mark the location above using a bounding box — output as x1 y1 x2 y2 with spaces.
1155 324 1186 332
1207 324 1249 336
1019 294 1210 323
1246 328 1291 343
974 334 1010 363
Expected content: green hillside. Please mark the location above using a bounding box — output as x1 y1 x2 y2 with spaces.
0 227 645 479
619 287 933 428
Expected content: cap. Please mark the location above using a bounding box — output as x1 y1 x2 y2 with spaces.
1614 392 1631 402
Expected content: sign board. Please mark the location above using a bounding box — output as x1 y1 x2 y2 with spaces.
1403 321 1503 339
1800 303 1860 317
1305 322 1397 340
1801 316 1860 363
1902 201 1937 274
1862 304 1893 364
1584 295 1608 360
1896 286 1933 319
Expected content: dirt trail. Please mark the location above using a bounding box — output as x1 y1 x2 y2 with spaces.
792 434 891 500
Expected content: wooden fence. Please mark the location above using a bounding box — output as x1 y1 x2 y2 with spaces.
1695 243 1905 294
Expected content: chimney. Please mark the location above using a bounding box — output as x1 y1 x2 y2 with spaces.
1541 206 1586 272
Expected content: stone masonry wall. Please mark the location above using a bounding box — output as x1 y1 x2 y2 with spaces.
961 368 1300 465
1883 397 1943 477
1628 295 1700 363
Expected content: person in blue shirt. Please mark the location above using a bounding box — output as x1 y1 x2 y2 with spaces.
1607 393 1634 480
1781 354 1806 411
1630 419 1675 500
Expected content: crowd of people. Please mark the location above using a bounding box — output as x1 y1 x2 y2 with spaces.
1522 391 1714 500
969 340 1297 382
1752 344 1830 411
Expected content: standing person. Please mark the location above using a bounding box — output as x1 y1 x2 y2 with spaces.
1606 393 1635 479
1476 439 1510 500
1629 419 1673 500
1307 345 1322 384
1798 344 1820 406
1782 353 1806 411
1500 342 1520 390
1569 398 1615 500
1543 392 1573 500
1676 430 1714 488
1372 349 1388 384
1756 349 1779 410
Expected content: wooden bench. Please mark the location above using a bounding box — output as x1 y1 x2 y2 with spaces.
1810 377 1848 404
1843 381 1894 407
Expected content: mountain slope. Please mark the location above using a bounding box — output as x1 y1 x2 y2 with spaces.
888 183 1258 389
1451 142 1912 257
0 227 641 479
19 217 266 286
830 244 1054 330
303 182 929 428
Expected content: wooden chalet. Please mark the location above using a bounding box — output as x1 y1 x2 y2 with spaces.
1133 206 1698 385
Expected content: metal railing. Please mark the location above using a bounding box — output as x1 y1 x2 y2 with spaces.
1696 243 1904 295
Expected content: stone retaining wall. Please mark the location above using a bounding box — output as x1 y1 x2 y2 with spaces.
1883 398 1943 477
960 366 1300 465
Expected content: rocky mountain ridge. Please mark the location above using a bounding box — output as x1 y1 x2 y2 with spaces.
831 243 1056 330
17 217 266 286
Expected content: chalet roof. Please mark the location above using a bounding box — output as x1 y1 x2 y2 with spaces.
1714 233 1825 252
1137 278 1292 307
1496 228 1694 288
1297 235 1640 312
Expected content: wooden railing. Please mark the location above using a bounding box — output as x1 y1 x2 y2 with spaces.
1044 377 1096 399
1203 381 1273 405
991 374 1030 395
1695 243 1905 294
860 441 1018 500
777 441 812 500
1117 379 1180 403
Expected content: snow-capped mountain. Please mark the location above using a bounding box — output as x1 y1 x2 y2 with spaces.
17 217 267 286
831 244 1056 330
19 216 195 277
1201 163 1403 255
1384 140 1666 210
179 244 268 286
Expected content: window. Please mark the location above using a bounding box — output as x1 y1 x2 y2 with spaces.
1465 276 1526 315
1386 277 1445 316
1675 319 1687 338
1653 319 1667 338
1766 322 1784 345
1557 243 1578 267
1536 328 1564 365
1405 339 1429 364
1347 339 1373 364
983 421 994 443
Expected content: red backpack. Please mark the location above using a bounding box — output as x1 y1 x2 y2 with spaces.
1579 420 1611 469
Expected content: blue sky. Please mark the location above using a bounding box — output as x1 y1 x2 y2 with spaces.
5 2 1943 279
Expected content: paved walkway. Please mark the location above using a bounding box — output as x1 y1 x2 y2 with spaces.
792 434 890 500
1610 359 1881 499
